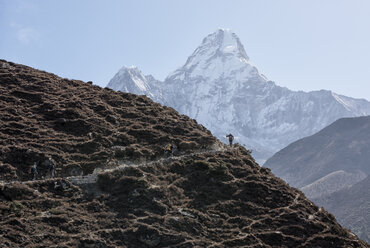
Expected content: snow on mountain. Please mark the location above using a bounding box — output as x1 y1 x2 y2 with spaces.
107 66 164 102
107 29 370 162
168 28 261 82
108 66 150 95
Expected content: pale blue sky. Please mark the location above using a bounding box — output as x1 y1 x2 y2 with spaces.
1 0 370 100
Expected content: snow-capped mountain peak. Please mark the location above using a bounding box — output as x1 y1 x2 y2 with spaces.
185 29 249 67
168 29 264 82
107 29 370 163
107 66 154 97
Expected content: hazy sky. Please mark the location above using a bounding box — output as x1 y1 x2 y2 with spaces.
1 0 370 100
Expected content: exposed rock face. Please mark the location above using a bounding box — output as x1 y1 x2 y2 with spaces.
265 116 370 243
107 29 370 162
0 60 368 247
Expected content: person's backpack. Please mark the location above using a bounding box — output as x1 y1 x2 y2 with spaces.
166 144 172 151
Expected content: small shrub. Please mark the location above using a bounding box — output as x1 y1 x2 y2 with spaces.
193 160 210 170
97 172 117 191
3 183 36 200
210 163 228 176
121 167 144 177
178 141 197 150
9 201 24 216
49 207 64 215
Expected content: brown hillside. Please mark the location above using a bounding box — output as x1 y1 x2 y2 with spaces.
0 60 368 247
0 60 215 180
1 148 368 247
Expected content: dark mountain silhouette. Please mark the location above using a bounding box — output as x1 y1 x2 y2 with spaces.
0 60 368 247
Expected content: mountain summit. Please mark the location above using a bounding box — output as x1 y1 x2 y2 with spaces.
107 29 370 162
107 66 164 103
169 29 264 83
197 28 250 60
182 29 250 71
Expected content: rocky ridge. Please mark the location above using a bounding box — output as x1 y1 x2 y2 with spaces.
0 59 215 181
0 60 368 247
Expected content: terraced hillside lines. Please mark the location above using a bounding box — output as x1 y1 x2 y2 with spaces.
0 147 368 247
0 59 216 181
66 146 228 186
0 139 226 186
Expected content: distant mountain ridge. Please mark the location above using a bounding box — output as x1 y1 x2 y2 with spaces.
265 116 370 188
301 170 367 199
107 29 370 162
313 176 370 243
108 66 163 101
265 115 370 243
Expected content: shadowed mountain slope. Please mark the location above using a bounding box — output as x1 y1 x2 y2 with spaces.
0 60 368 247
313 176 370 243
265 116 370 188
265 116 370 243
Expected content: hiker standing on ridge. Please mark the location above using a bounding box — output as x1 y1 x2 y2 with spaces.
226 133 234 147
45 157 55 179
